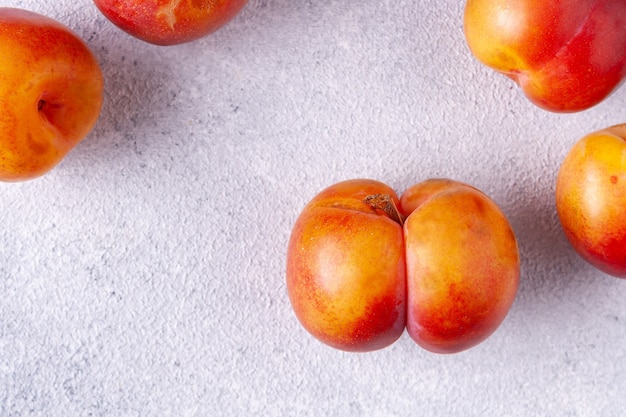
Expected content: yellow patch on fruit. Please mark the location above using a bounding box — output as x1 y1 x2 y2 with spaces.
157 0 182 29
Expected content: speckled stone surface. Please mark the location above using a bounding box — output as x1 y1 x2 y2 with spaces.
1 1 625 416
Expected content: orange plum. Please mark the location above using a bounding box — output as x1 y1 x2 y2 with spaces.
556 124 626 278
0 8 104 182
93 0 248 46
464 0 626 112
286 178 520 353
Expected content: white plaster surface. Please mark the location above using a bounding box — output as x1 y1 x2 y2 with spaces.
1 1 625 416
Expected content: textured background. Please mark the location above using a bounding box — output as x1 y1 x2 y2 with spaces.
1 1 625 416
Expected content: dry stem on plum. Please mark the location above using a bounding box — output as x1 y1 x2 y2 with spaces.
364 194 404 226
